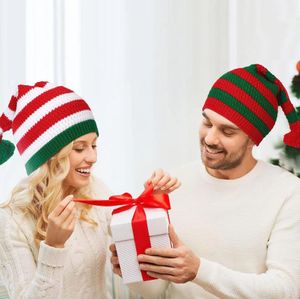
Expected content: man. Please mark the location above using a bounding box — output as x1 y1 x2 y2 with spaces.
111 64 300 298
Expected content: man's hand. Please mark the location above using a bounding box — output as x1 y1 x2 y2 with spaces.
145 169 181 193
109 243 122 277
138 225 200 283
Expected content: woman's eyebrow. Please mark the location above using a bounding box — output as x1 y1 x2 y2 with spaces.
74 137 97 145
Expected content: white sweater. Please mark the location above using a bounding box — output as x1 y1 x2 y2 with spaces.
130 160 300 299
0 182 115 299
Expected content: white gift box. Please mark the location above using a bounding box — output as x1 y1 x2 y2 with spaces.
110 206 171 284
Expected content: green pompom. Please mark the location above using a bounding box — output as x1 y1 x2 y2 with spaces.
0 139 15 165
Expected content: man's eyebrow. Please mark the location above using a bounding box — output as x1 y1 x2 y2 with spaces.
202 112 239 130
220 124 240 130
202 112 209 120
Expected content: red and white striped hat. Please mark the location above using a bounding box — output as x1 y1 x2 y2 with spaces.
0 81 98 175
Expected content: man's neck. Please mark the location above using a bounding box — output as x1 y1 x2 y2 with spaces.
206 156 257 180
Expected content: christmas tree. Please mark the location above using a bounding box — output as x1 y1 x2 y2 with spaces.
270 61 300 177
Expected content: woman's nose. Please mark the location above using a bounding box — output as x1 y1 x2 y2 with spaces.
85 147 97 163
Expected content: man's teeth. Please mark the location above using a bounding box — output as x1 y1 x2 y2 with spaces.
76 168 91 174
206 147 223 154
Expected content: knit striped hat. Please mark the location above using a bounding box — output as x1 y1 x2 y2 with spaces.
203 64 300 150
0 81 98 175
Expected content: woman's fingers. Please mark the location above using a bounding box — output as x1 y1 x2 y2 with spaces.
63 208 77 229
51 195 74 217
46 195 77 248
58 200 76 223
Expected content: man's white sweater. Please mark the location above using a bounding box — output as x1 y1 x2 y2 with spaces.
130 160 300 299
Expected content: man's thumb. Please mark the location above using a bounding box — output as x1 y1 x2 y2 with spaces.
169 224 182 247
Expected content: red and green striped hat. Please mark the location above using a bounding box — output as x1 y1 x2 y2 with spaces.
0 81 98 175
203 64 300 150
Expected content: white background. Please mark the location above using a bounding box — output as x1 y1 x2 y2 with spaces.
1 0 300 201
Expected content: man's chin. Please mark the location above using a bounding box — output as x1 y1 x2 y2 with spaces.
201 155 234 170
201 157 221 169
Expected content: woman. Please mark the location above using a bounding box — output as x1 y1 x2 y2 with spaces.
0 82 180 299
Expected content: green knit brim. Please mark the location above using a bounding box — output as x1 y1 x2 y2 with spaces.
0 139 15 165
25 119 99 175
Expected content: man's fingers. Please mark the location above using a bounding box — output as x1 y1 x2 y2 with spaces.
158 177 181 193
164 179 181 192
140 262 178 275
140 247 178 260
149 169 165 189
146 272 179 283
138 255 180 272
154 174 171 189
169 224 182 247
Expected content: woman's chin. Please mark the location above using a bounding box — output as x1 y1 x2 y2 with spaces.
65 179 90 190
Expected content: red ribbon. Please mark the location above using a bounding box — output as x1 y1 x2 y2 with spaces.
74 184 170 281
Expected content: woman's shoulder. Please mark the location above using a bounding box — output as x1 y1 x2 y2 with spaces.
0 207 35 240
0 207 21 223
90 177 113 224
91 177 113 198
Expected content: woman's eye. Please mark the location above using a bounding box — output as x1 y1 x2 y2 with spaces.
92 145 97 149
74 148 84 153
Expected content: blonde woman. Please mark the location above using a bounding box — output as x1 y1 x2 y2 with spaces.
0 82 179 299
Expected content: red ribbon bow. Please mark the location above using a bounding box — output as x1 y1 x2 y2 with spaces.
74 184 170 281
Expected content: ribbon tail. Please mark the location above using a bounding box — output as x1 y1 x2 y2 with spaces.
131 206 154 281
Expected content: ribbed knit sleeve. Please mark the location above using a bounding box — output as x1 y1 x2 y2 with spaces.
0 210 68 299
193 193 300 299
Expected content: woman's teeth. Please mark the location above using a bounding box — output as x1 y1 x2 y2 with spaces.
76 168 91 174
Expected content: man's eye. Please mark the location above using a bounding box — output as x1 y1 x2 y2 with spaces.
203 122 212 127
223 130 234 136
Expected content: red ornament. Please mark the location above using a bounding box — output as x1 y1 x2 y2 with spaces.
296 61 300 73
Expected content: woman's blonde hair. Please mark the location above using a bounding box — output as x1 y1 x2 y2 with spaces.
2 141 97 246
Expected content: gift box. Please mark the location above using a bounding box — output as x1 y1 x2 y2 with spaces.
110 206 171 284
73 184 171 284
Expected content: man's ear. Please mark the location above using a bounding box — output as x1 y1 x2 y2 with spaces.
247 138 256 149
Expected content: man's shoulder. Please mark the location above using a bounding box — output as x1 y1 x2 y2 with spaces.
259 160 300 183
257 161 300 197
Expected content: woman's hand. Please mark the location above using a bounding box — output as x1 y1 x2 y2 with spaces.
109 243 122 277
145 169 181 193
45 195 77 248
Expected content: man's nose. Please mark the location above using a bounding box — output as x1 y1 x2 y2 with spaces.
204 128 219 146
